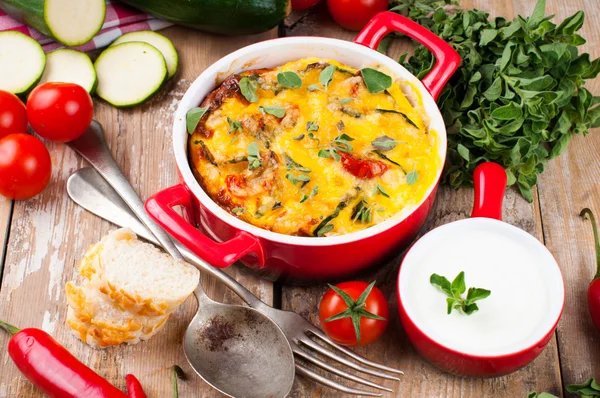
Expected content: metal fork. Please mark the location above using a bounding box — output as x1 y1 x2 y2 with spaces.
67 166 404 397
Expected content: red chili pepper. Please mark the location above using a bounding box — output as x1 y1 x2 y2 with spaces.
580 208 600 333
339 152 388 179
126 374 148 398
0 320 145 398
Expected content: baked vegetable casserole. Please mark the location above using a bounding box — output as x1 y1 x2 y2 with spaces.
188 58 441 237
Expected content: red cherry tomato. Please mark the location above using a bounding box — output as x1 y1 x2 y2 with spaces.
0 91 28 139
27 83 93 142
326 0 388 31
0 134 52 200
319 281 389 346
340 152 388 179
292 0 321 10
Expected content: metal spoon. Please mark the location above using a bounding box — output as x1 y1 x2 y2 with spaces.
68 121 295 398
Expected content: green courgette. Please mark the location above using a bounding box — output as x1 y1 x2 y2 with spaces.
0 31 45 95
117 0 291 36
0 0 106 46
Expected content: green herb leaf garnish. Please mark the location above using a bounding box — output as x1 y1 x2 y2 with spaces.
360 68 392 94
337 98 353 104
430 271 491 315
239 77 258 103
247 142 262 170
307 84 321 92
259 105 286 118
318 134 354 161
306 121 319 131
227 117 242 137
293 134 305 140
406 170 419 185
300 185 319 203
286 173 311 186
186 107 209 134
232 207 246 214
319 65 336 91
373 184 390 197
371 135 401 152
277 71 302 88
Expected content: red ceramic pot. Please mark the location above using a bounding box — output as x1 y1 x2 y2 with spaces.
397 163 565 377
145 12 460 282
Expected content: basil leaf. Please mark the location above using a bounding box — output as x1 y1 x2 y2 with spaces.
277 71 302 88
239 77 258 102
307 84 320 92
259 105 286 118
360 68 392 94
406 170 419 185
430 274 452 296
466 287 492 303
186 107 208 134
319 65 336 90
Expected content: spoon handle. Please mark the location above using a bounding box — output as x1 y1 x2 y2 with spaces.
67 166 269 311
69 121 185 261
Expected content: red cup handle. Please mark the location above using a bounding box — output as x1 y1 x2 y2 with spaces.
471 162 507 221
354 12 461 100
145 184 265 268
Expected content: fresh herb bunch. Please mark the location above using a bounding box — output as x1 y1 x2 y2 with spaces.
392 0 600 201
528 377 600 397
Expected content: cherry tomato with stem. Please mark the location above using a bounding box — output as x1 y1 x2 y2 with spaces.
0 134 52 200
580 208 600 333
27 82 93 142
326 0 388 31
319 281 389 346
0 91 28 139
292 0 322 10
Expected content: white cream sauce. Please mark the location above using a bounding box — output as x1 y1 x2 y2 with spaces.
401 220 561 356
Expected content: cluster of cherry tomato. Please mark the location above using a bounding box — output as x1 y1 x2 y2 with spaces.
291 0 388 31
0 83 94 200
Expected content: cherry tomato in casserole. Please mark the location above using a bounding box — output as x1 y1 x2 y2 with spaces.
0 134 52 200
339 152 388 179
326 0 388 31
0 91 28 139
27 82 93 142
319 281 389 346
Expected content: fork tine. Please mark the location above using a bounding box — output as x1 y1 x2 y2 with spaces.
308 328 405 375
298 337 400 381
295 363 383 397
294 349 394 392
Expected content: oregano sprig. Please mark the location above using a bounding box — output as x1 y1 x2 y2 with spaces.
430 271 491 315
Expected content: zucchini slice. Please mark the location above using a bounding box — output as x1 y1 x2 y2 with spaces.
95 42 168 108
0 0 106 46
111 31 178 79
39 49 97 93
0 31 46 95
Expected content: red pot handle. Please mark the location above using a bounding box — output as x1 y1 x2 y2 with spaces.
354 11 460 100
145 184 265 268
471 162 507 221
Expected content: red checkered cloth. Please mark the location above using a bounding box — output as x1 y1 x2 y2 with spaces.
0 0 172 52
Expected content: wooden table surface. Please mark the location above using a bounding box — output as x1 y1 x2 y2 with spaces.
1 0 599 396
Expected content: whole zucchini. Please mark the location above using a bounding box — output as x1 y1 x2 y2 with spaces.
117 0 291 35
0 0 106 46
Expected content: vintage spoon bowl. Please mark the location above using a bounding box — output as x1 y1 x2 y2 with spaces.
68 121 295 398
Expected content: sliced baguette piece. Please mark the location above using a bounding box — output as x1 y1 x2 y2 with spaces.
110 31 178 79
78 228 199 317
0 31 46 95
39 49 97 93
65 285 170 348
95 42 168 107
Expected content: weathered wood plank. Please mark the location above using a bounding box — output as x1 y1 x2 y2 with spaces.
0 26 277 398
529 0 600 391
282 1 563 397
0 197 12 277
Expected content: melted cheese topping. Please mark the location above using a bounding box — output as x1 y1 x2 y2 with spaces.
188 58 441 237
